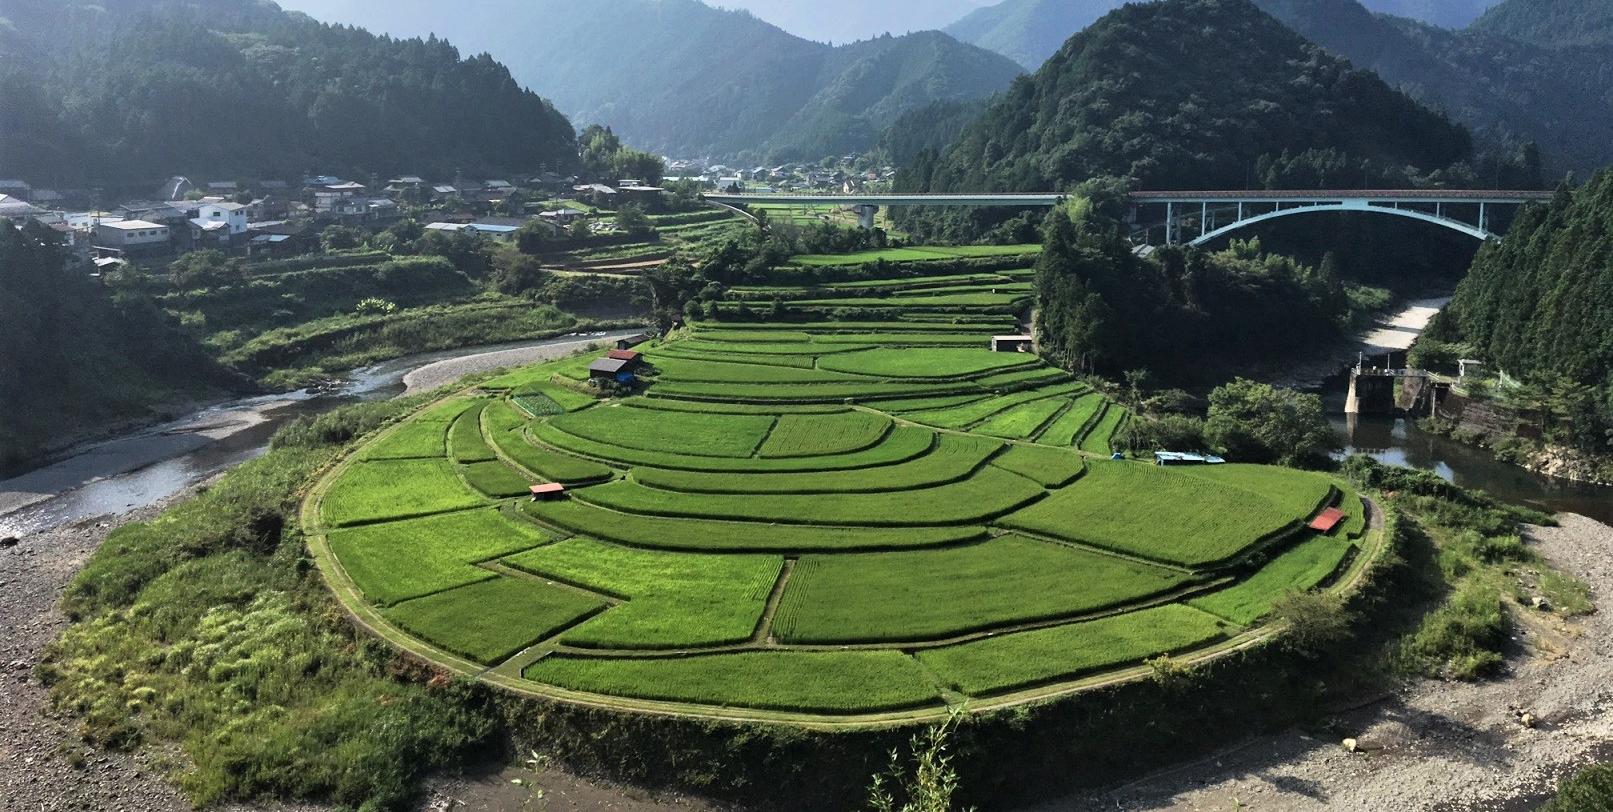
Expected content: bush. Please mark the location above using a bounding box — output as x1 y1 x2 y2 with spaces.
1115 413 1206 454
1397 581 1508 680
1205 378 1338 466
1542 764 1613 812
1270 590 1354 655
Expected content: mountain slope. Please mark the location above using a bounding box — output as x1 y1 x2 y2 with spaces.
273 0 1025 161
944 0 1125 70
0 0 577 186
1253 0 1613 174
1430 173 1613 454
1356 0 1498 28
1472 0 1613 49
908 0 1470 196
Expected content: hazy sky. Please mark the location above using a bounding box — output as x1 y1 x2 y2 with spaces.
708 0 998 43
276 0 999 44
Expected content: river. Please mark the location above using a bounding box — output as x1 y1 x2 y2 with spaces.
0 331 639 539
1314 295 1613 524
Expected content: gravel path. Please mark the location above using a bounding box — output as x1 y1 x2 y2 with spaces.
402 332 644 395
1033 512 1613 811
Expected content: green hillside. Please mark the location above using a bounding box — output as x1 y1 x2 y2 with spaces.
1472 0 1613 48
0 0 577 186
905 0 1471 197
1430 175 1613 454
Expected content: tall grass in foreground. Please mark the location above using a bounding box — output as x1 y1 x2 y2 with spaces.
40 394 502 810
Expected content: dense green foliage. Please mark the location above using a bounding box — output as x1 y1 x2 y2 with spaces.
1033 203 1371 380
1542 764 1613 812
0 0 575 185
902 0 1470 204
1473 0 1613 48
0 222 242 470
1429 175 1613 456
1255 0 1613 174
1205 379 1340 465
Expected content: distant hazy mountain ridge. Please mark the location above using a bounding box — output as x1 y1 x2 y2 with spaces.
276 0 1025 161
1472 0 1613 48
944 0 1125 69
1253 0 1613 174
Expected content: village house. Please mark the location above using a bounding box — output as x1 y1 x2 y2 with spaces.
0 194 44 224
314 181 368 215
191 202 249 247
94 220 171 256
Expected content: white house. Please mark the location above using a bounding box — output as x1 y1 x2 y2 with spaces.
95 220 170 253
194 202 248 235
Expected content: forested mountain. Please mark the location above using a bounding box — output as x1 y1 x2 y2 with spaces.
1472 0 1613 49
0 0 577 187
942 0 1499 71
1252 0 1613 175
875 99 992 166
903 0 1471 199
271 0 1025 161
943 0 1125 70
1429 174 1613 454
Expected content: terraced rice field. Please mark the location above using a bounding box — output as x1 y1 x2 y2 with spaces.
305 248 1383 723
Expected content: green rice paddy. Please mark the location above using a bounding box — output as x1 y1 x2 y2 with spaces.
306 247 1383 722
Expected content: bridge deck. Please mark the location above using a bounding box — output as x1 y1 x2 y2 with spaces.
704 189 1553 207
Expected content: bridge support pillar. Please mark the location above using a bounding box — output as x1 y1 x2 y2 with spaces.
855 204 879 229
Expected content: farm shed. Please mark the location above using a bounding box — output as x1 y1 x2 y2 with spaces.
616 333 651 351
530 483 567 501
1308 507 1345 534
589 358 636 384
606 349 644 369
991 335 1034 353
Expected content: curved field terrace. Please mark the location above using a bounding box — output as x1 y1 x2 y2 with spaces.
302 258 1385 725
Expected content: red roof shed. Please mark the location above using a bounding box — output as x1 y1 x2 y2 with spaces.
607 349 642 362
1308 507 1345 533
529 483 567 501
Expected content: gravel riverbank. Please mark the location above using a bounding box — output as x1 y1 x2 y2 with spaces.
1035 512 1613 811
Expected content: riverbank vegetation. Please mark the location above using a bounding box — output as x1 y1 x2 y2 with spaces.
1033 195 1391 382
1419 172 1613 481
0 221 246 472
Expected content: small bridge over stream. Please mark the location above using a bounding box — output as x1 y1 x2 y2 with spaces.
704 189 1555 244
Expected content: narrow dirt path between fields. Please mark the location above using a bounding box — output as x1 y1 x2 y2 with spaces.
1029 512 1613 812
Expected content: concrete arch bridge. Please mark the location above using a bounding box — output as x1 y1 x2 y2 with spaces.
703 189 1554 244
